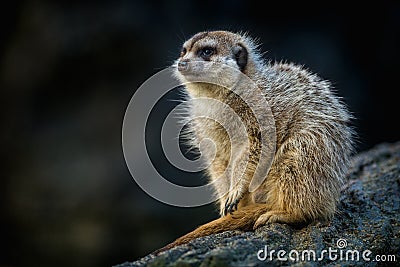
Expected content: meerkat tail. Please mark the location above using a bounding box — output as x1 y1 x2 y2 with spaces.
153 204 270 255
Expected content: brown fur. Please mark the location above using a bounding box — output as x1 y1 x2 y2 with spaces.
156 31 354 254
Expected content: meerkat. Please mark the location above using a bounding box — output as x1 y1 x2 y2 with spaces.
155 30 354 253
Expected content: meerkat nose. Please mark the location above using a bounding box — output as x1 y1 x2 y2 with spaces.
178 59 189 72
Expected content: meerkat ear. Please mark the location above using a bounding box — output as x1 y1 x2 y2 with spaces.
233 44 248 72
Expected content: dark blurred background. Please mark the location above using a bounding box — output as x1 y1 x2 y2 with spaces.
1 1 399 266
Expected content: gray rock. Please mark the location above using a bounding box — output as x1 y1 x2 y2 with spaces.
117 142 400 266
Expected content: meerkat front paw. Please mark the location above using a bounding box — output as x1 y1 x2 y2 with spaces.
223 189 242 215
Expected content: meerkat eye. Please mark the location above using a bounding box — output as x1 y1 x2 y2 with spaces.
180 47 187 57
198 47 215 59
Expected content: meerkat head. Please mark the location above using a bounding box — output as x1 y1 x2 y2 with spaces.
174 31 259 90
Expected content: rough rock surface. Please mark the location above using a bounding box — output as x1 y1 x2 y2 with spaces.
117 142 400 266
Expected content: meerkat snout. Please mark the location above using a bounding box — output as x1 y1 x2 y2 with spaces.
177 59 189 72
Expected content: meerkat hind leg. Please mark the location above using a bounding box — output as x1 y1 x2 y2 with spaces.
253 210 305 229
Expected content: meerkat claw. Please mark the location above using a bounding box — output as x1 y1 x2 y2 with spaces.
223 198 230 216
224 197 240 215
229 200 239 214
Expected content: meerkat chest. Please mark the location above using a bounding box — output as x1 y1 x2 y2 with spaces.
190 100 230 145
189 96 251 159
